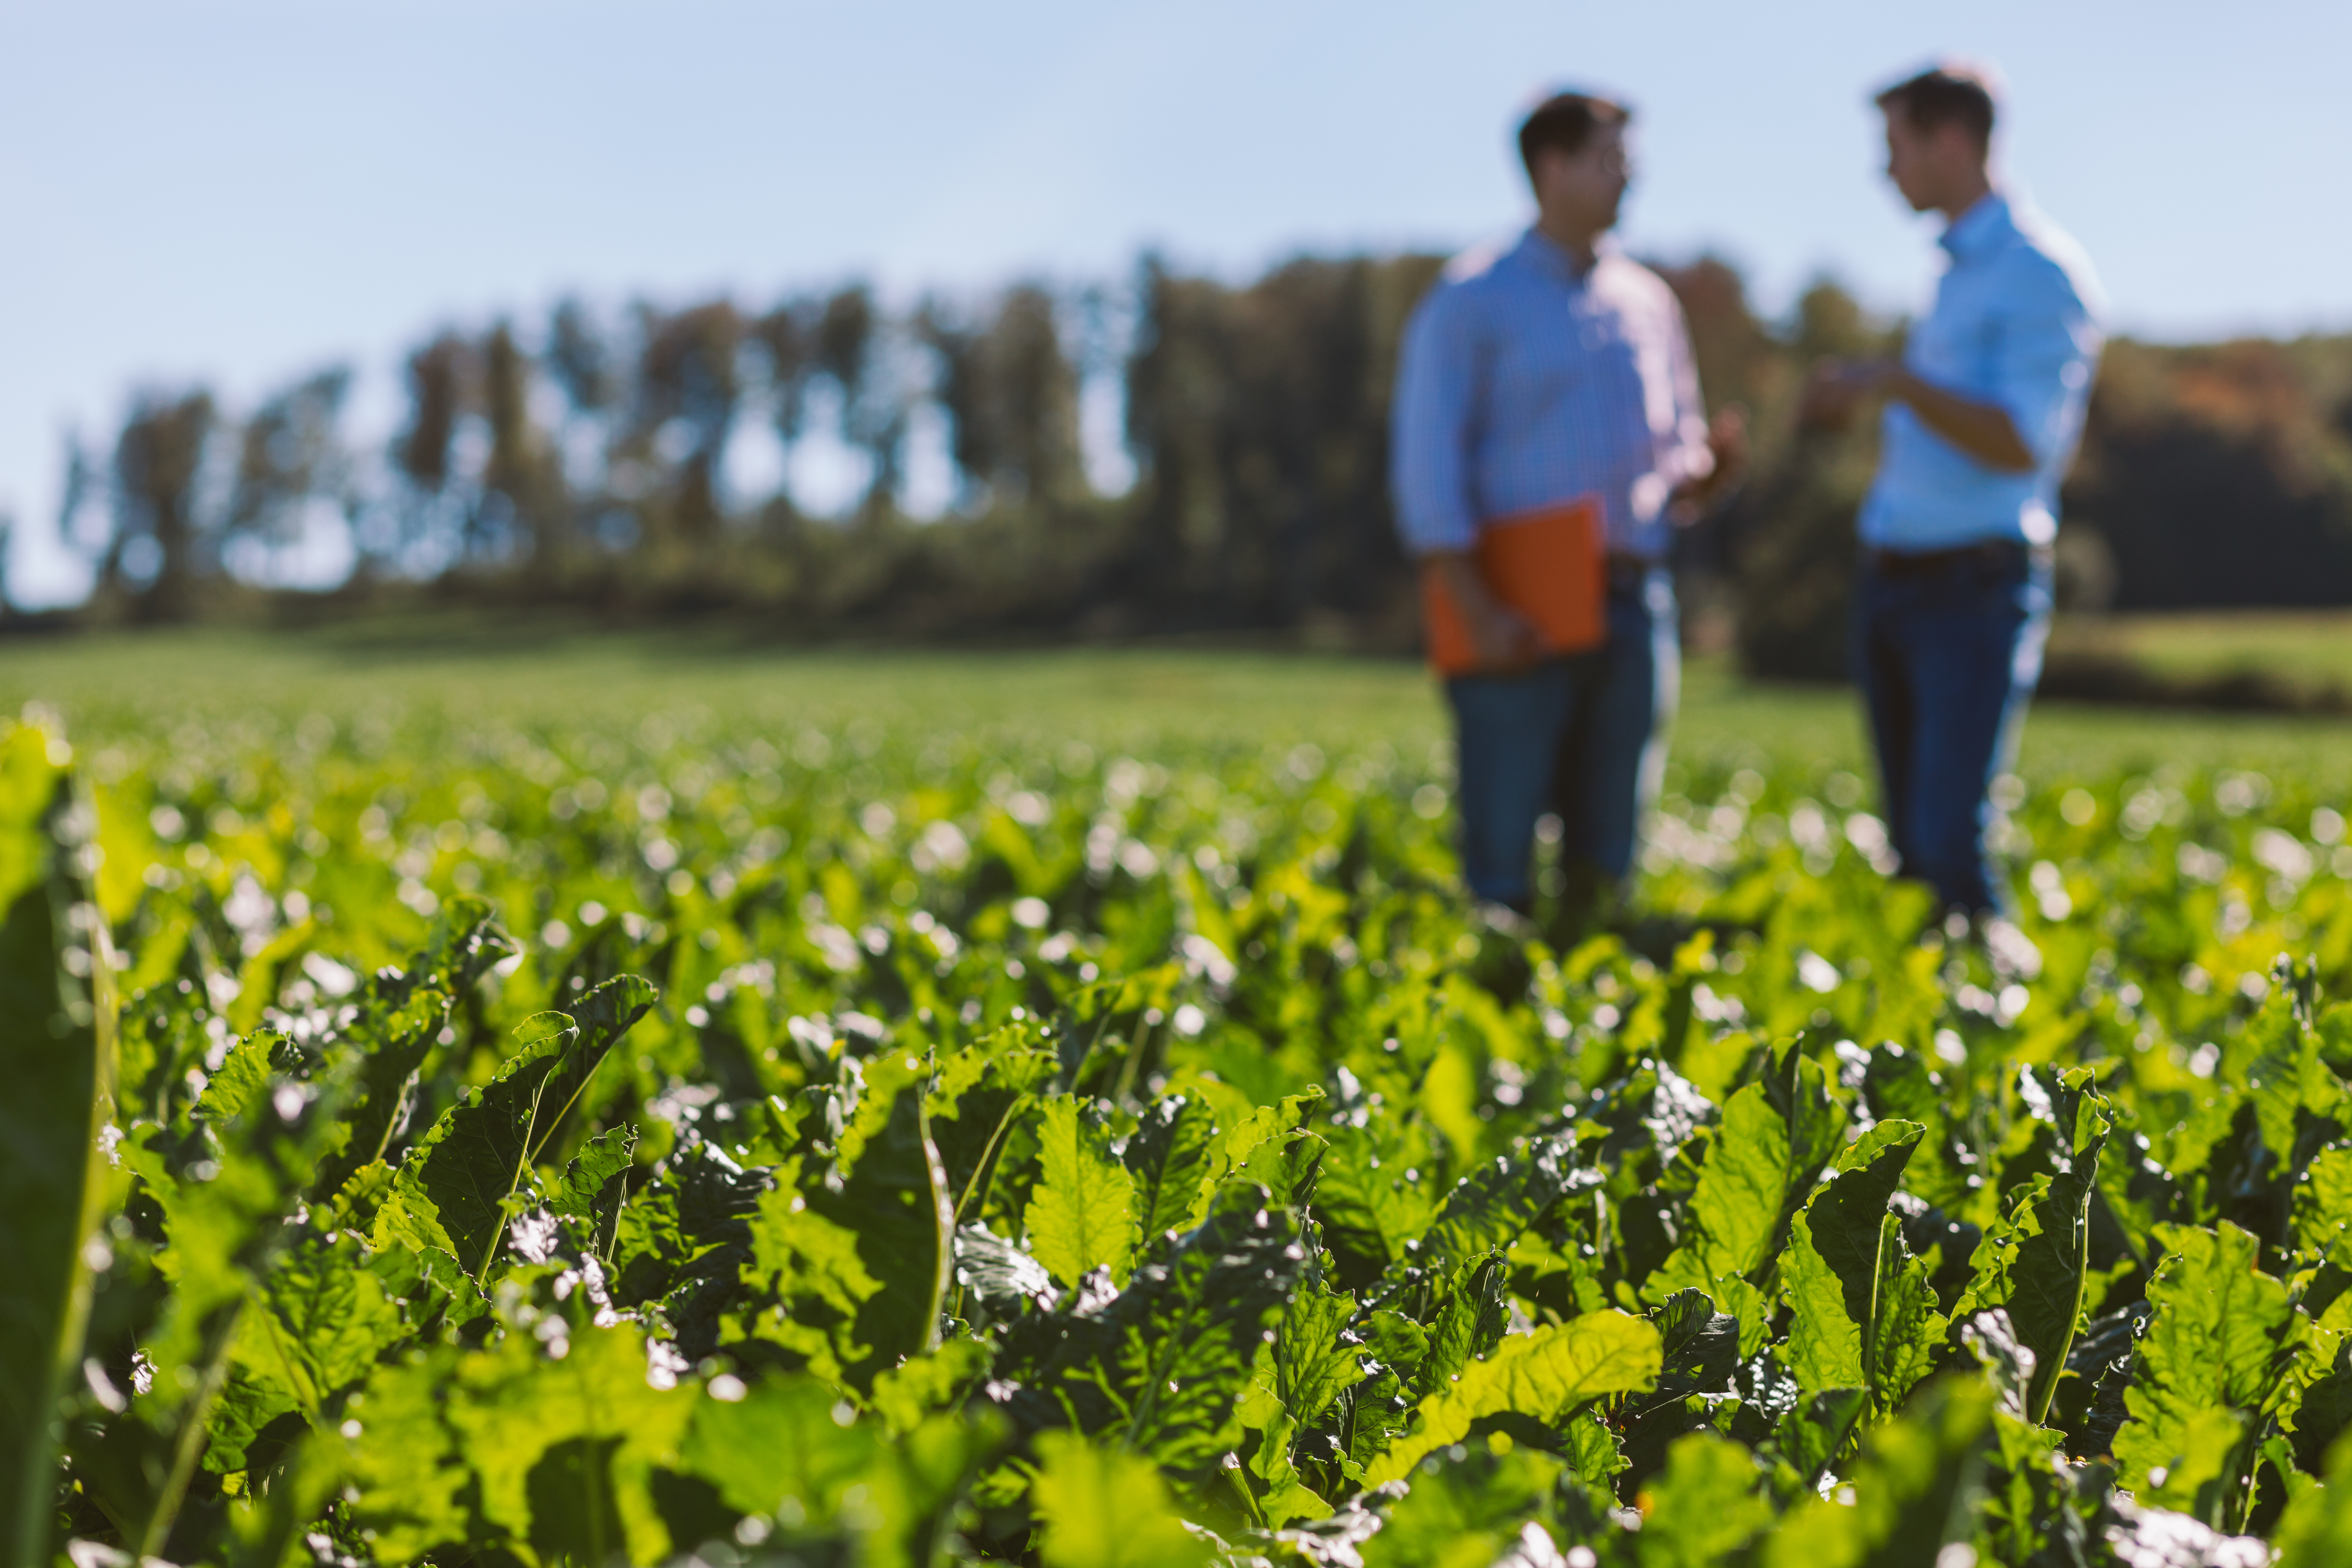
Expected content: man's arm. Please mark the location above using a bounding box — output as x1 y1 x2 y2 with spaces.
1661 300 1749 521
1418 551 1539 669
1392 289 1538 668
1886 367 2035 472
1802 259 2100 475
1802 359 2033 472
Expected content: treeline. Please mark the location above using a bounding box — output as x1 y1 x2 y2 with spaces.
33 250 2352 670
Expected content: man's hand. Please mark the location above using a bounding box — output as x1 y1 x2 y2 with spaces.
1423 553 1540 671
1801 357 2036 472
1800 356 1892 430
1667 405 1749 523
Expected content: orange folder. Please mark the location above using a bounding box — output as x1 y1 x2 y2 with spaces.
1421 496 1606 675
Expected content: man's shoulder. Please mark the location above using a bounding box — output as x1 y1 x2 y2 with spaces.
1989 205 2105 320
1593 251 1683 309
1434 237 1518 290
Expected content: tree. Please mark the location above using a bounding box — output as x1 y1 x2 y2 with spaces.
225 367 352 581
479 324 566 568
626 300 744 561
108 389 219 621
919 284 1083 513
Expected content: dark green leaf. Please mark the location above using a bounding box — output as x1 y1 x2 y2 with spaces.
0 732 113 1568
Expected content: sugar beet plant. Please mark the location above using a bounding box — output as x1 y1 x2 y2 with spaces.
11 704 2352 1568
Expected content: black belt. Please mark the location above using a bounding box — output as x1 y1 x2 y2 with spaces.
1864 539 2045 579
1604 553 1662 590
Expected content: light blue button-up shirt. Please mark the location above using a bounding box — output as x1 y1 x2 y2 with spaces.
1390 230 1712 563
1859 193 2104 551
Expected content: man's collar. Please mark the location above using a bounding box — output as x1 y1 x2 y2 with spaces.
1518 225 1617 280
1939 192 2012 259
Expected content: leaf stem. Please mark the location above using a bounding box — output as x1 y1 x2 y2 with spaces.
136 1300 244 1563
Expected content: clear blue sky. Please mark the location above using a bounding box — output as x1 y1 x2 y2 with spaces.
5 0 2348 605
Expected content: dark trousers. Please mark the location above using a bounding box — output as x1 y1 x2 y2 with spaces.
1854 542 2052 916
1445 570 1678 907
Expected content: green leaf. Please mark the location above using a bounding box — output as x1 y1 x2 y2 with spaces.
1630 1432 1777 1568
1784 1212 1866 1397
348 1317 691 1568
376 974 653 1278
251 1231 407 1412
1422 1130 1589 1271
1314 1114 1442 1283
1005 1191 1306 1479
531 971 657 1161
1762 1375 1997 1568
1028 1429 1215 1568
1272 1281 1365 1430
2277 1428 2352 1567
1029 1094 1136 1288
1783 1121 1943 1411
675 1369 994 1568
1122 1092 1220 1245
1952 1067 2111 1421
2115 1220 2321 1528
2294 1146 2352 1267
743 1163 885 1382
550 1124 637 1237
1362 1309 1661 1485
0 730 114 1568
1808 1121 1924 1333
1651 1043 1847 1300
802 1055 957 1387
1358 1435 1565 1568
308 895 516 1198
374 1012 579 1271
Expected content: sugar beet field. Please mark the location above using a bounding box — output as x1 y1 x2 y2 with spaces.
10 634 2352 1568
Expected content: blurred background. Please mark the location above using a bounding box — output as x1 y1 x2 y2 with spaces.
4 0 2349 707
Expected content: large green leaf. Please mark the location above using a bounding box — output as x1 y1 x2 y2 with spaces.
375 974 653 1277
1004 1189 1306 1479
1028 1430 1215 1568
1028 1094 1136 1288
1951 1066 2111 1422
1630 1432 1777 1568
802 1052 957 1387
2115 1221 2322 1529
2277 1429 2352 1567
1421 1129 1588 1270
1763 1376 1997 1568
1361 1308 1661 1485
1782 1120 1942 1413
1123 1092 1220 1243
1651 1042 1847 1302
0 730 113 1568
250 1230 407 1413
308 895 516 1198
673 1369 995 1568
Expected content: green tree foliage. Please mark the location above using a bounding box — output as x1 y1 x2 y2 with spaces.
41 251 2352 645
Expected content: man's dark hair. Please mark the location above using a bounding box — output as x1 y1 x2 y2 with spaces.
1875 64 1997 153
1517 92 1631 178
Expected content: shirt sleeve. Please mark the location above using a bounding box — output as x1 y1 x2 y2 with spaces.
1990 257 2103 469
1663 293 1714 485
1389 284 1481 555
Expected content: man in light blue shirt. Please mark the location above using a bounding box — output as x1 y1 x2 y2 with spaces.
1806 63 2102 920
1391 90 1742 919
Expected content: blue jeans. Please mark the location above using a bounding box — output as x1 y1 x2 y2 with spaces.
1854 543 2052 916
1445 570 1679 907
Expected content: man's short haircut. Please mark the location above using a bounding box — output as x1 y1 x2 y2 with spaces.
1517 91 1631 178
1875 64 1997 153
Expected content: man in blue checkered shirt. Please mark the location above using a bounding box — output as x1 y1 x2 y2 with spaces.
1391 90 1744 921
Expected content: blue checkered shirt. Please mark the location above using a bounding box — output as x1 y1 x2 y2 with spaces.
1390 229 1712 563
